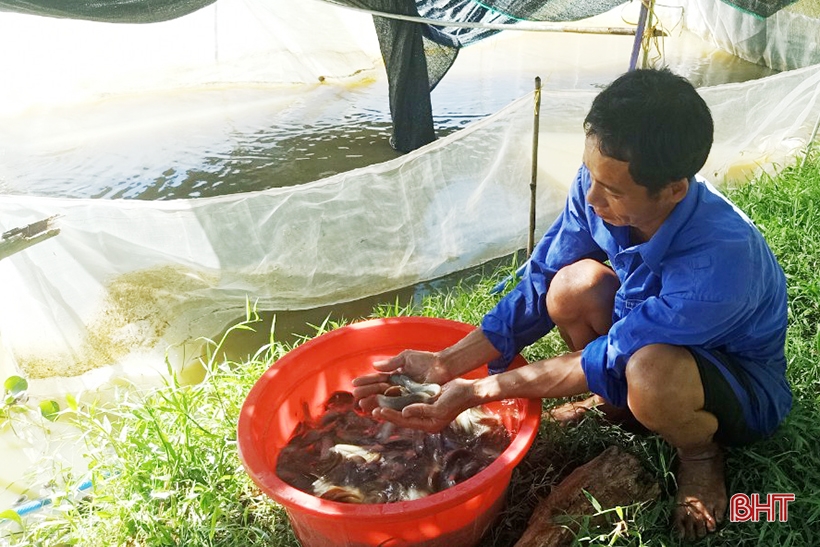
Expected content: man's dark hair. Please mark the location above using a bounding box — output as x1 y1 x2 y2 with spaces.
584 68 714 194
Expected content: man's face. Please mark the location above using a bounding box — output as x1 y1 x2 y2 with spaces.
582 136 685 242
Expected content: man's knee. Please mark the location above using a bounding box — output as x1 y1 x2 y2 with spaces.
547 259 618 323
625 344 703 429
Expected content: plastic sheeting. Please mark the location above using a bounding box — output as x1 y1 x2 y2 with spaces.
324 0 629 45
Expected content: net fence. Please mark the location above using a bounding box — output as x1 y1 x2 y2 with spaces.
0 0 215 22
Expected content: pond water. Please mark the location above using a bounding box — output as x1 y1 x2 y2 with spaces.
208 254 521 368
0 24 775 201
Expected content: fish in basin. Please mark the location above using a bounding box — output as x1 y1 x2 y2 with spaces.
275 390 511 503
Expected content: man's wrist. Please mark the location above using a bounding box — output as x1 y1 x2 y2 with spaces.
471 375 500 403
433 348 460 383
436 327 502 383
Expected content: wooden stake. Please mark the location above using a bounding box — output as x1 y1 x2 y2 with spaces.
528 76 542 257
641 0 656 69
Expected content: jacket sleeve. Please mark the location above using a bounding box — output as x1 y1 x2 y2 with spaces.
481 166 606 373
581 242 786 408
580 294 751 407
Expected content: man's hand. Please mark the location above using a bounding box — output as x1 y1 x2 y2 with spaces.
352 349 451 413
370 377 477 433
352 328 503 416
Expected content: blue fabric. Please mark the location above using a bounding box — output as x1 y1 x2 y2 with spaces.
481 165 791 435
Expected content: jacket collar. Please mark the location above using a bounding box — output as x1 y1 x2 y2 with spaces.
635 176 700 274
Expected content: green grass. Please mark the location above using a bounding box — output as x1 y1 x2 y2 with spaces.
3 154 820 546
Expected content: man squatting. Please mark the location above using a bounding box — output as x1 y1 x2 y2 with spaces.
353 68 792 540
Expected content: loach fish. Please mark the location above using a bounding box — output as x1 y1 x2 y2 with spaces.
275 390 511 504
375 374 442 410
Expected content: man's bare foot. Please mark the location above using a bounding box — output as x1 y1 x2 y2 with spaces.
544 394 606 424
673 444 727 540
545 394 649 434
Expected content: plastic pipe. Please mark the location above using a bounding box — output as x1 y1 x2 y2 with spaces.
1 479 93 521
628 0 649 71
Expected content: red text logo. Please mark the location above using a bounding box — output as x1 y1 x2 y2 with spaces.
729 493 795 522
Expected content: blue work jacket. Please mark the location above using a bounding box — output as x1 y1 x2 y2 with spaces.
481 164 791 435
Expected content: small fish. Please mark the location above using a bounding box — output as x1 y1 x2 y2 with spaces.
275 390 511 504
376 374 442 410
331 443 381 464
313 478 367 503
450 406 504 437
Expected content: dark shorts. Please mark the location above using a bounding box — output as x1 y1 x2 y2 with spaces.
687 347 766 447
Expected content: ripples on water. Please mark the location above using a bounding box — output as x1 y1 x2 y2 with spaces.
0 82 483 200
105 117 401 200
0 83 406 200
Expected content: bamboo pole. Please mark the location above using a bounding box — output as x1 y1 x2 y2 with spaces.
641 0 656 69
528 76 542 257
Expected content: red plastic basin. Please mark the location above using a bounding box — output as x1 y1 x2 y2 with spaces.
237 316 541 547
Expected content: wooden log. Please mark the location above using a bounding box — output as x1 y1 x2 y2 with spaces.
514 445 661 547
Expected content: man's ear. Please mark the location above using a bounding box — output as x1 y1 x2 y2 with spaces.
668 178 689 204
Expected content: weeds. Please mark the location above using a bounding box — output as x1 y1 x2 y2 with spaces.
2 313 300 547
